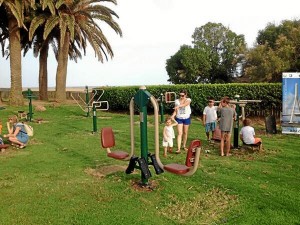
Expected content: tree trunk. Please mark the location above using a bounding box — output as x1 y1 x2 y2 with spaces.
8 17 24 106
55 33 70 103
39 44 49 100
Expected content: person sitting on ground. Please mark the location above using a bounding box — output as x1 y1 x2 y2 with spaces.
240 118 262 150
3 115 28 148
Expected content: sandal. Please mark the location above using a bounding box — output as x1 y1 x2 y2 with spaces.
183 147 188 151
19 145 26 149
175 150 181 154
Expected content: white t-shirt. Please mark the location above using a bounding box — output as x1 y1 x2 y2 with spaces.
203 106 218 123
164 126 175 140
240 126 255 144
175 98 191 119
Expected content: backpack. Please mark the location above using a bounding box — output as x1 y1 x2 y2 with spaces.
23 123 34 136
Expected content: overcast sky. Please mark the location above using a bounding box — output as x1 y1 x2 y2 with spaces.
1 0 300 88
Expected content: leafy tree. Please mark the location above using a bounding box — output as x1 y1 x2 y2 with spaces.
192 22 246 83
246 20 300 82
166 22 246 84
166 45 211 84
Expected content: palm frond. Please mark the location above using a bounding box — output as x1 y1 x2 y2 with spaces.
29 15 46 40
43 15 59 40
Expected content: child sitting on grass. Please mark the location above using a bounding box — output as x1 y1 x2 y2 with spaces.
240 118 262 150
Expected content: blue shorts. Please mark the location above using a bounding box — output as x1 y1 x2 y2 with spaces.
16 133 29 144
205 122 217 132
175 117 191 125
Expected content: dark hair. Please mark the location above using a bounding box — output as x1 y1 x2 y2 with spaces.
243 118 251 126
179 89 187 95
221 96 230 104
208 97 214 102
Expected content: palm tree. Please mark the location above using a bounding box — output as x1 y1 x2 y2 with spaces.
28 1 84 101
31 0 122 103
0 5 9 58
0 0 35 106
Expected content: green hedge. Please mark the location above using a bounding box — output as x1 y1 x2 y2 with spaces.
97 83 281 116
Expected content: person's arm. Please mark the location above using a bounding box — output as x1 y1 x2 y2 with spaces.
233 108 237 121
163 127 168 141
7 122 13 134
203 114 206 126
171 99 179 119
4 126 21 138
174 98 191 110
171 118 178 127
240 134 243 141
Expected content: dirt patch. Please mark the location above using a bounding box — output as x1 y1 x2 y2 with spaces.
85 165 127 178
130 179 160 192
159 187 239 224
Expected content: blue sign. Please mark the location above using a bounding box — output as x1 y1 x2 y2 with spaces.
282 72 300 134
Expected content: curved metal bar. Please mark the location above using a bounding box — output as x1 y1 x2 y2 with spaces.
182 146 201 176
70 92 86 112
150 95 201 176
93 89 105 102
129 97 135 160
150 96 164 170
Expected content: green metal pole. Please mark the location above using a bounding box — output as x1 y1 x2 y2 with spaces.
234 95 240 148
134 86 151 185
159 93 164 124
92 103 97 133
28 89 33 121
140 105 148 184
85 86 90 117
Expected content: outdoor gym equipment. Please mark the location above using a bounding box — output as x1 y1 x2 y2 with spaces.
101 127 134 160
24 89 37 122
158 92 176 123
71 86 109 117
215 96 262 148
101 86 202 187
155 139 201 176
92 100 109 133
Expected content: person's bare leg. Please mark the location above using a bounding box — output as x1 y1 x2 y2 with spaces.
182 125 189 150
176 124 183 153
9 137 24 147
164 147 167 157
220 132 225 156
225 133 231 156
206 132 209 141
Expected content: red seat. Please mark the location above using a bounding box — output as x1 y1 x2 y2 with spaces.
212 126 221 141
107 151 129 159
101 127 130 160
163 140 201 175
164 164 190 174
0 144 9 152
101 127 115 148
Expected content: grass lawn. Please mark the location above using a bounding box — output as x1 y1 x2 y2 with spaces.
0 104 299 225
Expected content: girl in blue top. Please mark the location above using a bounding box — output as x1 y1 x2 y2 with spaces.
4 115 28 148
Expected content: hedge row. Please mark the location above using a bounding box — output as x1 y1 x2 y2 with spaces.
97 83 282 116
